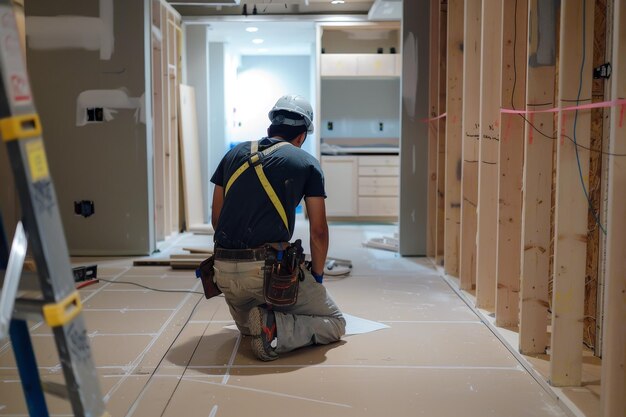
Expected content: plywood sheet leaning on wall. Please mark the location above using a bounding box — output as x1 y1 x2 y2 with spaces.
178 85 210 233
550 0 594 387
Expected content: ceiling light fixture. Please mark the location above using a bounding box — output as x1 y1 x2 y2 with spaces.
331 0 345 4
252 38 264 44
246 26 259 32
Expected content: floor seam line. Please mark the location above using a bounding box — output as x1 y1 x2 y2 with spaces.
431 259 579 417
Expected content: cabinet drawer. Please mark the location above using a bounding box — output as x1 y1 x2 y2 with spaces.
358 197 399 216
358 166 399 176
359 155 399 167
359 177 399 187
359 185 398 196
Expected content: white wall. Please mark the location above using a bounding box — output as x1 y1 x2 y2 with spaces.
227 55 315 156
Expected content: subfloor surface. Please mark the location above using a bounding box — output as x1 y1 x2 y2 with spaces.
0 222 571 417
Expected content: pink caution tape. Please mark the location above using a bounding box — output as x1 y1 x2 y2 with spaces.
501 98 626 115
421 112 447 123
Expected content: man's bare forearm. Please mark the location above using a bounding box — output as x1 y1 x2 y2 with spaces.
310 225 329 275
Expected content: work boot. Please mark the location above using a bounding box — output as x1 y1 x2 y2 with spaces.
248 307 279 361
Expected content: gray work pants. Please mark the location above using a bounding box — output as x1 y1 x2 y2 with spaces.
214 259 346 354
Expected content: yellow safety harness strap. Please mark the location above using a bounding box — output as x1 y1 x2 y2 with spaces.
224 140 291 230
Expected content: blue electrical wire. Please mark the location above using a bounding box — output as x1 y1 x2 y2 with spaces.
571 0 607 235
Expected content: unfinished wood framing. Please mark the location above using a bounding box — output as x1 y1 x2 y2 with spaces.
550 0 594 387
475 0 503 309
435 2 448 266
151 0 166 241
443 0 464 277
601 0 626 414
459 0 481 291
519 0 556 355
167 15 181 233
427 0 440 259
585 0 607 354
151 0 182 240
426 0 626 411
495 0 527 327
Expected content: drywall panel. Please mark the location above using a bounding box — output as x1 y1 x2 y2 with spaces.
24 0 153 255
399 0 430 256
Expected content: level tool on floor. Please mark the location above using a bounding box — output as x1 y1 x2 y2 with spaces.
0 2 108 416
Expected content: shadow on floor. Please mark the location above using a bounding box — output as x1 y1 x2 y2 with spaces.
167 333 347 376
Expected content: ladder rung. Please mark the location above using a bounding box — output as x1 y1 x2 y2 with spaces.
13 298 45 322
41 381 69 400
14 290 83 327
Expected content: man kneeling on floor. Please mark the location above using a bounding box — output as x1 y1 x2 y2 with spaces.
207 95 345 361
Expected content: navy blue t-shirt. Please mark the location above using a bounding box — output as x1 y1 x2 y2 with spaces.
210 137 326 249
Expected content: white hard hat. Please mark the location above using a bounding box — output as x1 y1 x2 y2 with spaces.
268 94 314 134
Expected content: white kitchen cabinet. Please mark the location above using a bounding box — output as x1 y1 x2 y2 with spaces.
320 54 358 76
357 155 399 216
322 155 399 218
321 156 358 216
320 54 400 78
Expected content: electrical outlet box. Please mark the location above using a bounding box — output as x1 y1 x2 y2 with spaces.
86 108 104 122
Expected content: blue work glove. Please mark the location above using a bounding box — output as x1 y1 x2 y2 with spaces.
311 270 324 284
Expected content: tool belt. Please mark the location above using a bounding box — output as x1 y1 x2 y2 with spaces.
263 239 305 307
197 240 305 306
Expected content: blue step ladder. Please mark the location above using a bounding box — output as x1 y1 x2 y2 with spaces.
0 2 107 416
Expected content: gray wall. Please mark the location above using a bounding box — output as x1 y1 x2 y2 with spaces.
399 1 430 256
24 0 153 255
208 42 227 197
185 25 210 223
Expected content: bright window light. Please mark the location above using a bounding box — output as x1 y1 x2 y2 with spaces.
252 38 264 44
246 26 259 33
259 48 269 52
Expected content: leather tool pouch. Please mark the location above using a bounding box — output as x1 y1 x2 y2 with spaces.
263 240 305 307
195 255 221 299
